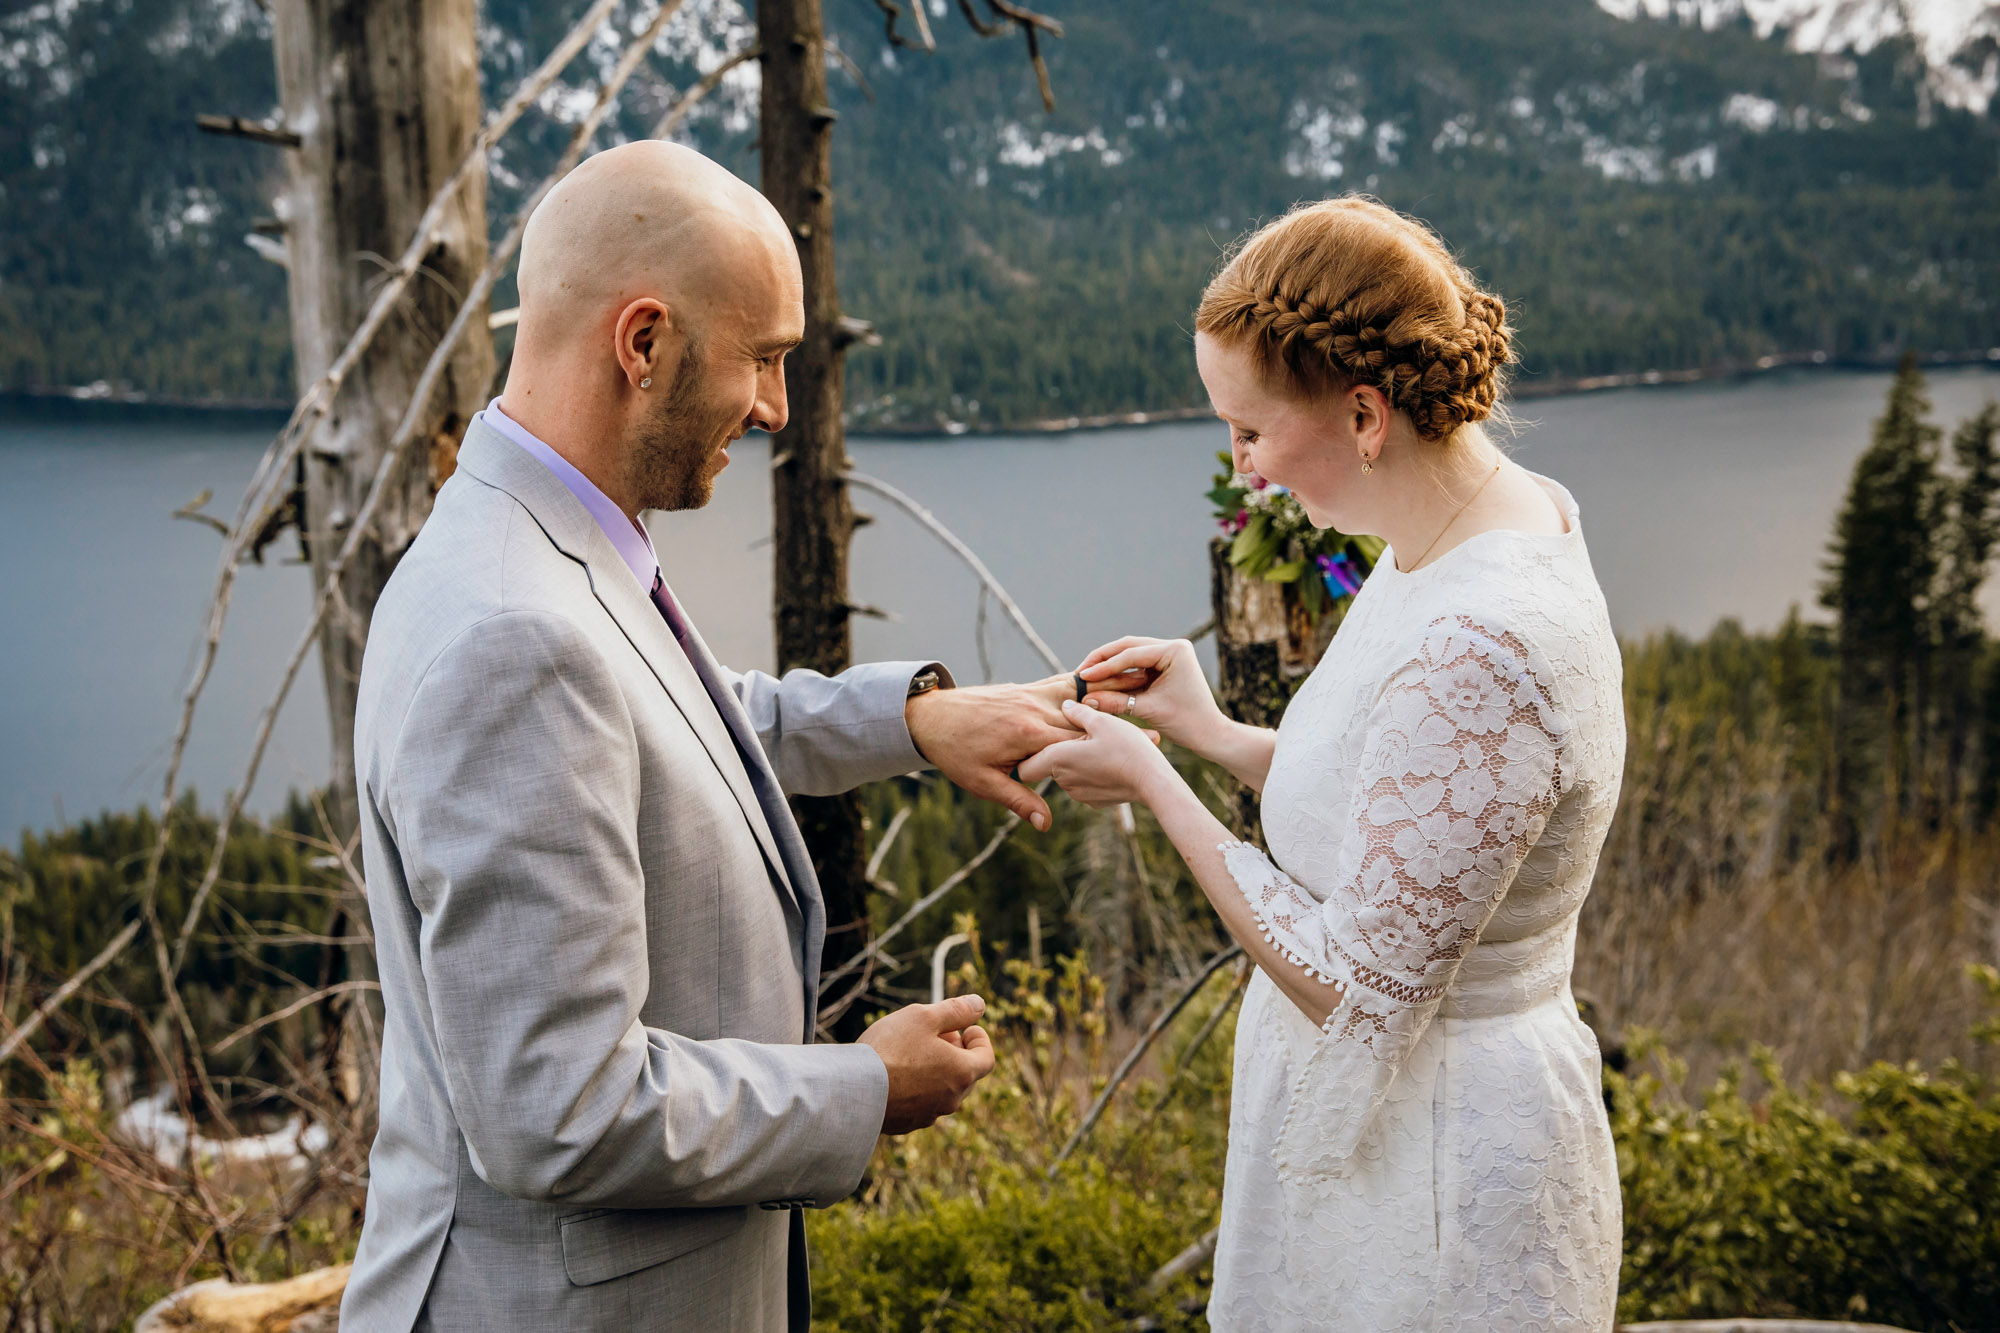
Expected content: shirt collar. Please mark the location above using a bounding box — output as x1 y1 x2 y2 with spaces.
478 397 660 592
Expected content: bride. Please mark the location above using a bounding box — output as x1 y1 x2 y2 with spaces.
1020 198 1625 1331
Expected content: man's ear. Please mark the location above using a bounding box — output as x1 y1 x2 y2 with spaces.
613 297 673 389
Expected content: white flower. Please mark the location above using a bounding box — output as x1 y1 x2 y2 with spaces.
1449 764 1498 817
1433 661 1510 734
1393 810 1482 889
1490 802 1542 844
1355 900 1429 972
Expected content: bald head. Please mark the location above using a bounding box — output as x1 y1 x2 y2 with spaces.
500 141 804 517
517 140 795 348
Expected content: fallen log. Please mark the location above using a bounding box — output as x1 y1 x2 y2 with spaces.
1616 1312 1912 1320
134 1264 348 1333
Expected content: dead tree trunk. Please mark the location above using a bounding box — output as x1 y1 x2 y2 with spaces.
758 0 872 1038
271 0 493 1103
1210 538 1342 839
271 0 495 844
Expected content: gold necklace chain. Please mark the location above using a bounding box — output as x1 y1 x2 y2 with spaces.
1408 460 1503 571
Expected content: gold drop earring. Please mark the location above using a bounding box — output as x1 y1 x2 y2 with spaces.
1361 456 1374 475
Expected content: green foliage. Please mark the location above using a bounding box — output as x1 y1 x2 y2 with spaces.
0 793 349 1097
1615 1029 2000 1331
1820 360 2000 839
6 0 2000 423
812 1166 1207 1332
1208 453 1383 624
812 941 1235 1331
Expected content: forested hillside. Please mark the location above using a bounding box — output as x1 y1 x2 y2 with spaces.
3 0 1996 429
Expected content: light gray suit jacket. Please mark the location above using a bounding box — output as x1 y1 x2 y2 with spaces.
342 419 931 1331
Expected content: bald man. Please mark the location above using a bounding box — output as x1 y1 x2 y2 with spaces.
342 142 1078 1331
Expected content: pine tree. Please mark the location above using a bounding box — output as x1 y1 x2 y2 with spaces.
1935 404 2000 816
1820 354 1943 850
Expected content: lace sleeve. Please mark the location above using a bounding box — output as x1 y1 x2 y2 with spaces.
1218 616 1572 1183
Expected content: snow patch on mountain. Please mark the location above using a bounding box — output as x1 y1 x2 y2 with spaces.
1599 0 2000 111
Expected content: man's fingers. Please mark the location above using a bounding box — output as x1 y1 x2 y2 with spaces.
961 765 1053 830
932 993 986 1033
958 1025 996 1077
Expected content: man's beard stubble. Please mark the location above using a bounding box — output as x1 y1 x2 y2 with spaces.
629 343 730 513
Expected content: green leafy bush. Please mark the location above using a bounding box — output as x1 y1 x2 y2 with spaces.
1616 969 2000 1332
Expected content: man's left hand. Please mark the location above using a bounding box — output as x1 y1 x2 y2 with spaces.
906 676 1083 831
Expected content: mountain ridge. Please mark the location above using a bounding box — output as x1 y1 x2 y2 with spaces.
1 0 1995 430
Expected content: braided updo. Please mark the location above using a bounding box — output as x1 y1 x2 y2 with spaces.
1195 198 1512 442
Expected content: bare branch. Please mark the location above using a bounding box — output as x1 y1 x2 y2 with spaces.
1140 1226 1220 1300
170 489 230 538
1047 943 1244 1175
946 0 1060 109
649 41 763 140
843 470 1063 673
195 114 302 149
865 805 913 880
953 0 1003 37
870 0 935 51
0 919 142 1064
209 980 382 1056
818 782 1052 996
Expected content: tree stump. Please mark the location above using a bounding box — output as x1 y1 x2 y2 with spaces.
1208 537 1341 839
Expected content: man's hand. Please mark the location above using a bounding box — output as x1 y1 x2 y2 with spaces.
906 677 1082 831
858 994 997 1134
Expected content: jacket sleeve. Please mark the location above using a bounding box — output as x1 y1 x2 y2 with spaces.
1217 615 1573 1184
382 610 888 1209
725 659 955 796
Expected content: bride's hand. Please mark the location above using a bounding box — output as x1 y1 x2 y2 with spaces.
1018 700 1180 809
1075 636 1227 757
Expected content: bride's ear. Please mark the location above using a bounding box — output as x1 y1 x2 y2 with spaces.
1348 384 1392 459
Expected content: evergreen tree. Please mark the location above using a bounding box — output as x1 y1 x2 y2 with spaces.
1820 353 1942 848
1934 404 2000 815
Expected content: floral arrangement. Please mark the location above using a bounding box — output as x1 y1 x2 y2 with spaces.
1207 452 1385 622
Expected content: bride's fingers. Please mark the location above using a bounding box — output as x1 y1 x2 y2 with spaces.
1016 741 1069 786
1076 636 1163 673
1079 643 1175 681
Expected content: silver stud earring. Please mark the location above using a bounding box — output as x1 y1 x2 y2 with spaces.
639 377 652 389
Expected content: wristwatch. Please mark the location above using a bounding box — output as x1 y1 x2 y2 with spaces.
907 669 942 698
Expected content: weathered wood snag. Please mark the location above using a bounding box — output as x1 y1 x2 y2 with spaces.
272 0 495 843
757 0 876 1037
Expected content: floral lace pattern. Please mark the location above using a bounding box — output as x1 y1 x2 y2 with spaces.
1208 476 1625 1333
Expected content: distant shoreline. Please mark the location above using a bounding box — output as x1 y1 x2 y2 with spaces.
5 345 1997 436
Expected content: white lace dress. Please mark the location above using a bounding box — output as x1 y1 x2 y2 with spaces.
1208 474 1625 1332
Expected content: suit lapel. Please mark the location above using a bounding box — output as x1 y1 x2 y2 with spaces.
583 552 801 912
455 422 800 914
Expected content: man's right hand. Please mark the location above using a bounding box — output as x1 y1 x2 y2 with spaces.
857 994 996 1134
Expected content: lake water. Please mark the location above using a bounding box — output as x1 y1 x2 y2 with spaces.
5 363 1999 833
